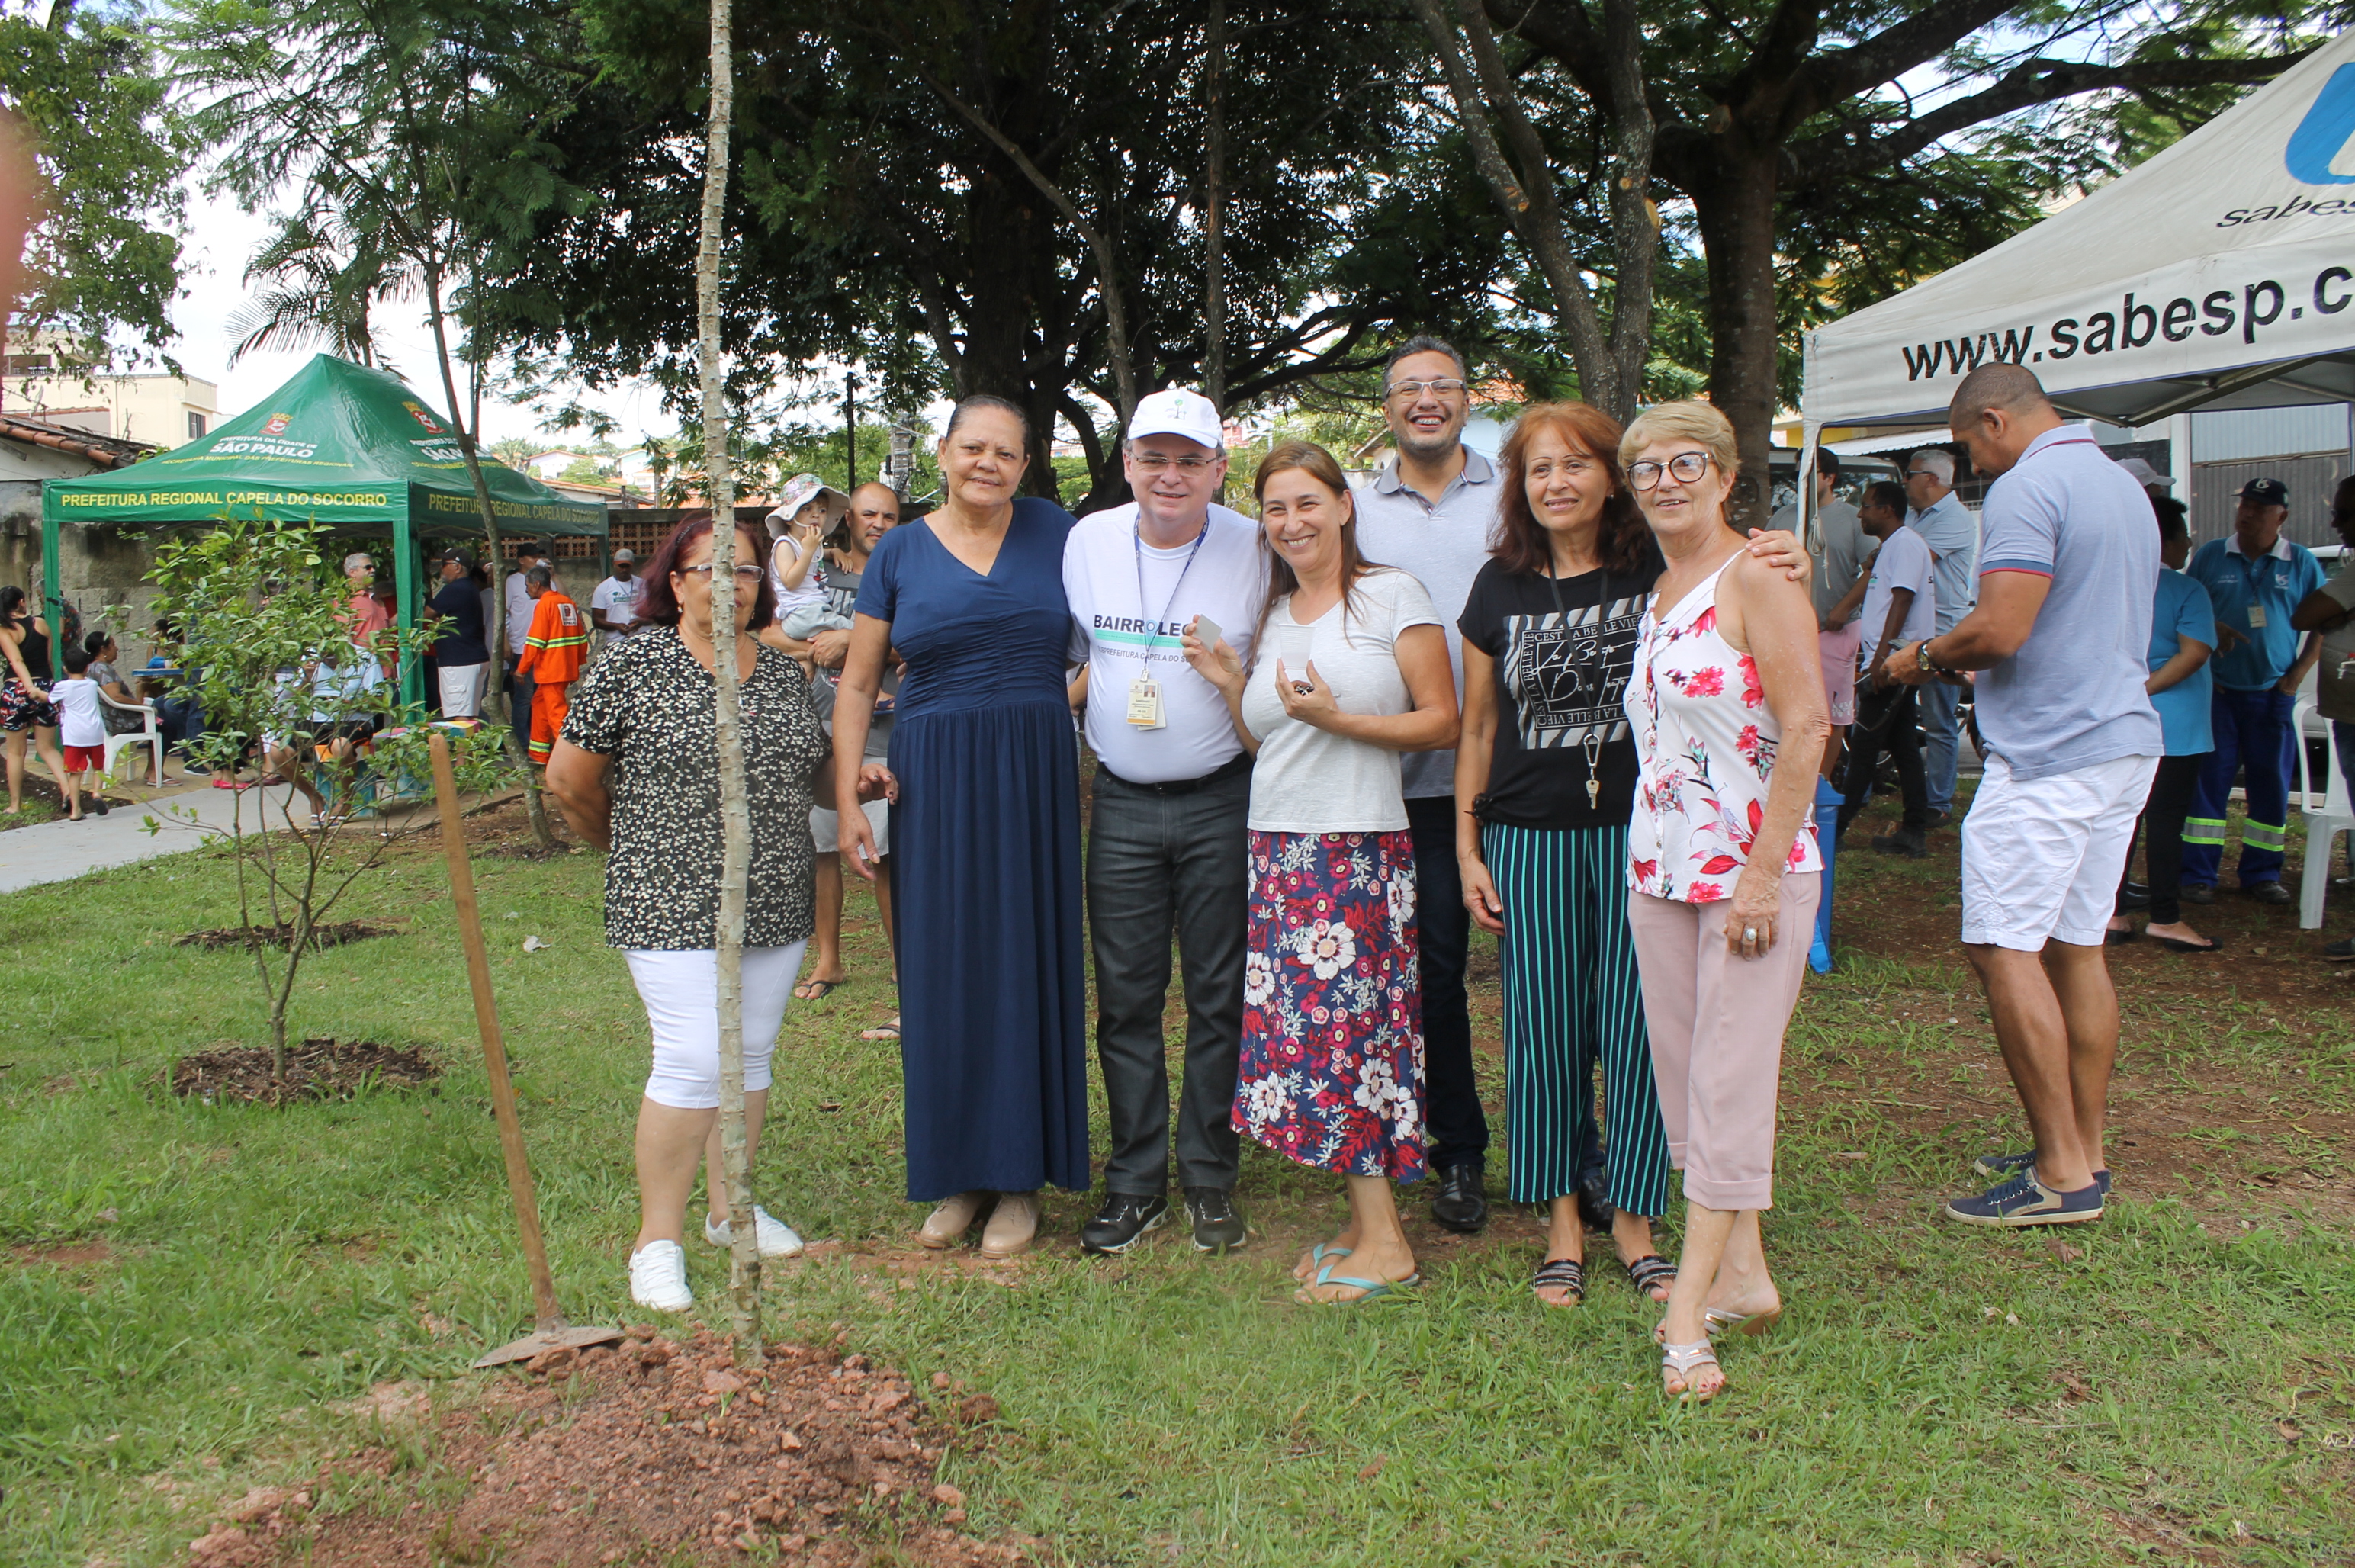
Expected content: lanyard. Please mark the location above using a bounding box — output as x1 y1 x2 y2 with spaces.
1134 522 1208 654
2231 548 2276 603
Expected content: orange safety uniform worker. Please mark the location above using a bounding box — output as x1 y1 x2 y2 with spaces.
512 568 590 763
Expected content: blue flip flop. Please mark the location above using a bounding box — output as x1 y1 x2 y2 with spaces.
1302 1257 1420 1304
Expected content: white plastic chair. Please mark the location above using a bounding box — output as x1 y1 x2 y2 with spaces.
2294 694 2353 929
95 688 165 789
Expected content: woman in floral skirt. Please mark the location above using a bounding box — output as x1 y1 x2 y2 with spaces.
1182 441 1459 1303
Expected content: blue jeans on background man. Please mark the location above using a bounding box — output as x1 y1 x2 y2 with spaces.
1920 680 1962 818
2184 686 2296 888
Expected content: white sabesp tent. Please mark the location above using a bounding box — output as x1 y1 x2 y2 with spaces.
1804 30 2355 433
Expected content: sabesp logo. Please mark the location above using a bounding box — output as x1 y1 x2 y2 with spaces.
261 412 292 435
2286 63 2355 184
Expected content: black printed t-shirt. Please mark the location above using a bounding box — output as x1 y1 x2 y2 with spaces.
1456 541 1663 832
559 625 825 951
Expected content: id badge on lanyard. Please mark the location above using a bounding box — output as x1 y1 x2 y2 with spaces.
1127 675 1165 728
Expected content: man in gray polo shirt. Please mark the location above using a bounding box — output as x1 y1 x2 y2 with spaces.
1906 448 1977 825
1889 364 2161 1229
1350 336 1502 1233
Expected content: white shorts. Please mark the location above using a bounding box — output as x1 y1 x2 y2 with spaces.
438 662 489 719
625 942 808 1110
1961 753 2158 951
811 798 889 857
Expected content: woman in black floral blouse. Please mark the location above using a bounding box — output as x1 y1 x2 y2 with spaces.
548 512 847 1315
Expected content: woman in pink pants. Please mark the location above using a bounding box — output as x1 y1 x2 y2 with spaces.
1620 401 1830 1401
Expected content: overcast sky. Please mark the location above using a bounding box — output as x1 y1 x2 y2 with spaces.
169 185 680 448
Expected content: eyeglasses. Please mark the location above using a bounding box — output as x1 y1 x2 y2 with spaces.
1627 451 1712 490
677 564 766 583
1131 453 1220 473
1385 378 1467 402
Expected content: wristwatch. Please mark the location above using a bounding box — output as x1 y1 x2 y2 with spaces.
1915 639 1952 679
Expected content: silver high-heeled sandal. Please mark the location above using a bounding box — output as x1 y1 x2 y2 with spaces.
1661 1339 1723 1402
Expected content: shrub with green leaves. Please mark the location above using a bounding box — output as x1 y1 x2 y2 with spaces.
146 515 514 1074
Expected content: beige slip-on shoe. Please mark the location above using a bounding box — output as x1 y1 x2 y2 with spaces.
978 1190 1040 1259
918 1190 993 1249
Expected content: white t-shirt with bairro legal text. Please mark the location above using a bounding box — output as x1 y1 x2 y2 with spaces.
1063 501 1268 785
1240 566 1442 834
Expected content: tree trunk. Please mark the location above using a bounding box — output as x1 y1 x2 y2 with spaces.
1412 0 1637 416
1693 145 1784 525
698 0 763 1367
1202 0 1227 411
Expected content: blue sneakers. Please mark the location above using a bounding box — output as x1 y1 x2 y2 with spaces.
1944 1171 2105 1226
1971 1149 2111 1197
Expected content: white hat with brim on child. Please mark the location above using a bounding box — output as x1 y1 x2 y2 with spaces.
766 474 851 532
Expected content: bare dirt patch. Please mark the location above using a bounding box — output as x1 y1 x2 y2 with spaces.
175 920 406 953
182 1331 1030 1566
169 1040 441 1106
11 1238 112 1269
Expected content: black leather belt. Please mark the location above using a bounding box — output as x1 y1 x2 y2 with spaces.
1097 751 1252 795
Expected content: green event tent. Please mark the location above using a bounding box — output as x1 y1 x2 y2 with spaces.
40 353 607 702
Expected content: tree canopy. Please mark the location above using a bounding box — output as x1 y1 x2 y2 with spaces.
162 0 2355 500
0 0 190 368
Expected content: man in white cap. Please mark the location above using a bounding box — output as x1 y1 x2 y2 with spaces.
590 549 642 651
1062 387 1264 1255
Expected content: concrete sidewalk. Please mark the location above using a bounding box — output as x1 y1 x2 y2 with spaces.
0 778 313 894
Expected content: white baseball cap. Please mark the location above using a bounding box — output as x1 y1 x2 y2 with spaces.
1126 387 1223 451
2116 457 2175 490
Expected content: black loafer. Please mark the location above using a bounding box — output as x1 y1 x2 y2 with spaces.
2117 882 2151 911
1575 1166 1614 1232
1184 1186 1247 1253
2246 881 2293 906
2180 882 2215 905
1430 1162 1488 1233
1080 1192 1168 1255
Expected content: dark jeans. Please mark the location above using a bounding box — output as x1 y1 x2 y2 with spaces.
2186 686 2295 887
1406 793 1489 1171
1085 766 1250 1195
506 655 534 750
156 694 205 753
2118 753 2206 925
1837 681 1931 841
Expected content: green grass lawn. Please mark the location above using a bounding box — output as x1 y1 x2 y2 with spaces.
3 803 2352 1566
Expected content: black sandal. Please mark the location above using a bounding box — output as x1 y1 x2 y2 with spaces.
1624 1254 1678 1302
1531 1256 1585 1307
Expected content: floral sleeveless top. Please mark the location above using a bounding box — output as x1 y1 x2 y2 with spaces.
1625 556 1822 903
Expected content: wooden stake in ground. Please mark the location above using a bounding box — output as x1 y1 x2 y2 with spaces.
428 731 622 1369
696 0 763 1367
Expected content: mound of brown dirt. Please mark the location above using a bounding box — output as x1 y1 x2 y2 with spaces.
192 1331 1029 1566
169 1040 440 1105
175 920 403 952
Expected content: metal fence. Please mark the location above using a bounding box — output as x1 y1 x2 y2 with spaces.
2190 451 2349 550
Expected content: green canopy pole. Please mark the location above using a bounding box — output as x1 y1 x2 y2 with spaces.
40 512 63 680
396 512 423 709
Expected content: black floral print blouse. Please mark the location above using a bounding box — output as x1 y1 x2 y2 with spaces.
559 625 825 951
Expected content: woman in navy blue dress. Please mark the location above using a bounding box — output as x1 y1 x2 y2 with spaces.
830 396 1088 1258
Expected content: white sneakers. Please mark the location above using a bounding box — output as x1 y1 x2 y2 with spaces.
628 1240 692 1313
629 1208 806 1313
703 1205 806 1259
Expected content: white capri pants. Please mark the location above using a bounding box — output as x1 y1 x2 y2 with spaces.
625 942 809 1110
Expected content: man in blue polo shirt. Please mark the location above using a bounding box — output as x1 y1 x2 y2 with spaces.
2181 478 2324 905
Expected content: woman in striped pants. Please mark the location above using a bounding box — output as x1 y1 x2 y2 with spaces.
1454 403 1678 1308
